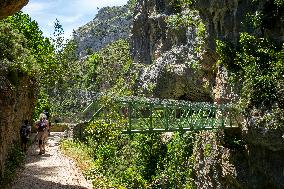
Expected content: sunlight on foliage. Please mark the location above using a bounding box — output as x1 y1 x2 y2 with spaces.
62 128 196 188
216 32 284 129
33 90 50 121
94 39 135 96
217 33 284 109
3 12 56 84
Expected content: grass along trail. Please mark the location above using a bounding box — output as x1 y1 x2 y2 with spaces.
11 132 93 189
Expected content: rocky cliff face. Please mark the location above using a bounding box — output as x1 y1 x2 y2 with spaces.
73 5 133 58
0 0 28 19
193 1 284 188
0 0 33 182
132 0 214 101
195 0 284 103
131 0 284 188
0 72 37 180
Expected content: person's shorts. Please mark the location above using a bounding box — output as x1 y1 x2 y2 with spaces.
37 131 48 143
21 137 29 144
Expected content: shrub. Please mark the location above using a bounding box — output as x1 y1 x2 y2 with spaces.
0 144 25 187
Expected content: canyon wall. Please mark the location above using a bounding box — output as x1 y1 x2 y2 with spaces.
193 1 284 188
0 72 37 180
131 0 284 188
73 4 133 59
131 0 214 101
0 0 32 182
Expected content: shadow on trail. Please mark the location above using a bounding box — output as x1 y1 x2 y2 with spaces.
24 132 63 164
47 132 64 146
12 132 91 189
12 174 90 189
23 165 66 177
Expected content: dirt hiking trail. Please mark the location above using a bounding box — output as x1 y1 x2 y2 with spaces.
11 132 93 189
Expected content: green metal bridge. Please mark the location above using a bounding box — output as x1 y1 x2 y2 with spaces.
81 94 239 134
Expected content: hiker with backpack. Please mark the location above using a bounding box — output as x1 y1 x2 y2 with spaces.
43 109 52 136
35 113 49 155
20 120 31 153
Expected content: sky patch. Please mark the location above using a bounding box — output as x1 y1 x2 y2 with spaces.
22 0 129 39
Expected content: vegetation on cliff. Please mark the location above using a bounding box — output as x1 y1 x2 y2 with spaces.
0 12 55 185
0 12 64 125
73 1 134 58
216 0 284 129
1 12 56 82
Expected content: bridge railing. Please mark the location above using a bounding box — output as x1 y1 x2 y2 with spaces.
81 95 239 134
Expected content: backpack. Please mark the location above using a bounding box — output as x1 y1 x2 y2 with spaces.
38 120 47 131
20 125 29 138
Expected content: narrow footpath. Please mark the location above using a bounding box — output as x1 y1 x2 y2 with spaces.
11 132 93 189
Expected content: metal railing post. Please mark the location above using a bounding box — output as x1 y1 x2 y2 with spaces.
164 107 168 130
150 104 153 131
128 102 132 134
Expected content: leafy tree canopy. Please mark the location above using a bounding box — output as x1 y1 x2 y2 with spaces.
0 20 35 75
1 12 57 85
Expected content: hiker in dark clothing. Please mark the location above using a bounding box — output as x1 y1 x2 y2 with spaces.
20 120 31 153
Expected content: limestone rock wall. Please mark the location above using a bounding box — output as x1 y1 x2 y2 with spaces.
0 0 32 182
131 0 194 65
132 0 214 101
0 72 37 180
73 5 133 58
193 128 284 189
192 0 284 188
131 0 284 188
0 0 28 19
195 0 284 103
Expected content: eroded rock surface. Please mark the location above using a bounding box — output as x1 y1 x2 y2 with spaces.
132 0 214 101
193 0 284 188
0 72 37 180
73 5 133 58
132 0 284 188
0 0 28 19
